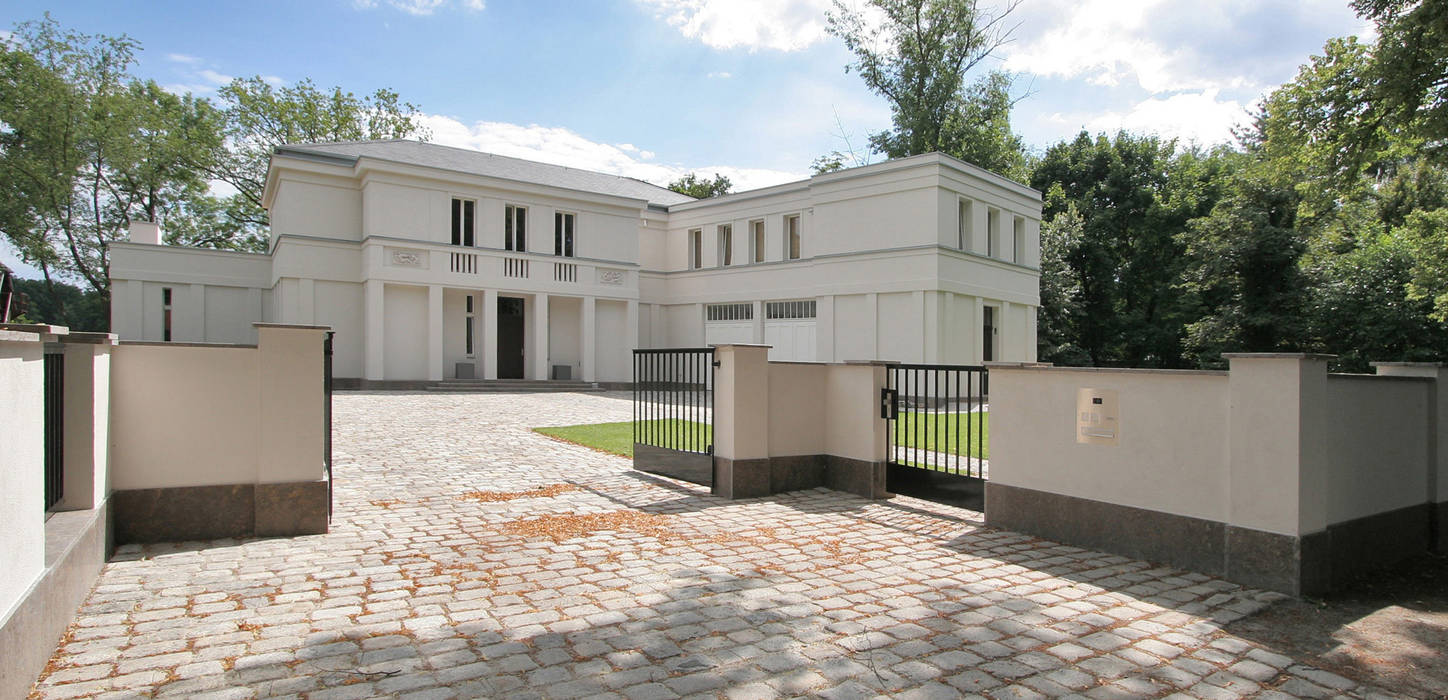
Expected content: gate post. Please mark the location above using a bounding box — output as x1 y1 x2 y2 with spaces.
712 344 772 499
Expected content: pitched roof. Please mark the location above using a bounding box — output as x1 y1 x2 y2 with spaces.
276 140 695 208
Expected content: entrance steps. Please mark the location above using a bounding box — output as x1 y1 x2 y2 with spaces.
425 379 605 393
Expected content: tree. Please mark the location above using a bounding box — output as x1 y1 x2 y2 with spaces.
10 277 108 330
666 172 732 199
1035 195 1089 365
0 15 223 295
827 0 1020 161
212 77 429 237
937 70 1028 180
1353 0 1448 165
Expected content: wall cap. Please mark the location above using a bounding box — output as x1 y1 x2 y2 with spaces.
984 361 1055 369
253 322 334 331
0 329 41 343
987 363 1228 377
0 322 69 335
708 343 772 349
62 332 118 345
118 340 258 349
1370 361 1444 368
1221 352 1337 360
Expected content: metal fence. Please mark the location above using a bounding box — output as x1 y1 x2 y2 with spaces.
43 348 64 511
324 331 334 520
882 363 988 479
633 348 714 455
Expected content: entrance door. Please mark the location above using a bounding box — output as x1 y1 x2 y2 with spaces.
498 297 525 379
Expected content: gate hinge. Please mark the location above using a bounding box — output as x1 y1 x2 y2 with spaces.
712 360 721 367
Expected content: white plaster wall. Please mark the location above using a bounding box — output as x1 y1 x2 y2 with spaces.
60 342 110 511
256 327 327 484
110 344 260 489
549 296 582 376
272 178 362 241
824 363 886 463
442 289 475 379
314 281 363 379
833 294 874 361
665 304 704 347
364 181 434 241
596 300 629 383
384 284 428 380
1323 376 1432 524
877 292 923 362
0 337 44 624
990 367 1232 523
767 362 827 457
205 286 262 345
812 187 939 255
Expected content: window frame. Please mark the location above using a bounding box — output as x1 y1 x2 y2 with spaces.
464 294 475 357
785 214 802 260
505 204 528 252
689 228 702 270
554 211 576 258
718 223 733 267
451 197 476 247
1013 215 1026 263
161 287 173 342
750 219 765 263
958 198 973 251
987 207 1000 258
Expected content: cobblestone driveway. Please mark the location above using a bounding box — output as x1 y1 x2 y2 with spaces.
34 392 1403 699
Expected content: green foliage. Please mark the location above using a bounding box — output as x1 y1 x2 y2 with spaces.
1035 200 1090 365
212 77 428 234
666 172 732 199
10 277 108 331
1402 207 1448 325
824 0 1026 176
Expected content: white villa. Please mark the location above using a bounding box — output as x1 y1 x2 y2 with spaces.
109 140 1042 384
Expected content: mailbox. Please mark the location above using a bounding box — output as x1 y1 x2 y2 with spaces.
1076 388 1119 445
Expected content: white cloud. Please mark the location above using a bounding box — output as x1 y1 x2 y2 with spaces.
707 71 732 79
353 0 483 15
1004 0 1207 93
1083 89 1249 145
636 0 832 52
199 69 235 85
418 114 807 192
166 53 201 65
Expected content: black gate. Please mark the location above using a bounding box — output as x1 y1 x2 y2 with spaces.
43 347 64 511
324 331 334 520
632 348 714 486
882 363 988 510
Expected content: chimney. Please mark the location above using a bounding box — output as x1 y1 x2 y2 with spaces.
129 221 162 245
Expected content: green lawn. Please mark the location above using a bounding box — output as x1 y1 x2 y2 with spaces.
533 419 712 458
894 411 989 459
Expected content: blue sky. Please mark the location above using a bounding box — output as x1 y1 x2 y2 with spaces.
1 0 1371 278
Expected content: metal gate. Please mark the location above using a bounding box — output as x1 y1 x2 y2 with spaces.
881 363 988 510
43 347 64 511
324 331 334 520
632 348 714 486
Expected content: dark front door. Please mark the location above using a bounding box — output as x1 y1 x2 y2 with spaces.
982 306 995 363
498 297 525 379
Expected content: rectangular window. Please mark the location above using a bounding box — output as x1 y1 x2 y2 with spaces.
751 220 764 263
451 198 475 247
689 228 702 269
706 303 753 321
465 295 475 357
554 212 575 257
719 224 733 266
1013 216 1026 263
987 208 1000 258
765 300 816 319
958 199 973 251
786 214 801 260
505 204 527 251
162 287 172 342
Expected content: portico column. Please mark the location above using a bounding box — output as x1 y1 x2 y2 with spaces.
751 300 764 344
364 280 385 380
581 296 596 382
483 289 498 380
427 285 443 381
533 293 550 380
626 300 640 350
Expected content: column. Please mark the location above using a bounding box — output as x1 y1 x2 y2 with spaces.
999 300 1013 361
364 280 385 380
912 290 926 363
483 289 498 380
973 297 985 365
427 285 443 381
533 293 550 380
581 296 596 382
712 344 772 499
626 300 640 351
751 300 764 344
651 304 665 346
921 290 938 363
184 283 206 342
816 295 835 362
299 278 315 325
865 292 879 359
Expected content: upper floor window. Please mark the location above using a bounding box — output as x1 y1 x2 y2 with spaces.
161 287 173 342
958 199 973 251
786 214 801 260
750 219 764 263
451 198 475 247
505 204 527 252
719 224 733 267
689 228 702 269
987 207 1000 258
1013 216 1026 263
554 212 575 257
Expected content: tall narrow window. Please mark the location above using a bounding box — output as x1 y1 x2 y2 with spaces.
958 199 973 250
465 295 475 357
451 198 475 246
1013 216 1026 263
987 208 999 258
162 287 172 342
786 214 801 260
719 224 733 266
505 204 527 251
554 212 575 257
689 228 702 269
751 219 764 263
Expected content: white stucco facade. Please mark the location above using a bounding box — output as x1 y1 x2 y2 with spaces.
110 141 1042 382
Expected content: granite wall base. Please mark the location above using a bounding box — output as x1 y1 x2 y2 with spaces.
710 454 889 501
112 481 329 544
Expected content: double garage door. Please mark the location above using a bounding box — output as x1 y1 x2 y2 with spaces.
704 301 817 362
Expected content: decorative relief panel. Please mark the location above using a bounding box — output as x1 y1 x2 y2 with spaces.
598 269 625 286
389 249 424 268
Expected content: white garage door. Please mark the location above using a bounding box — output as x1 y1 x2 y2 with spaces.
704 303 754 347
764 300 816 362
